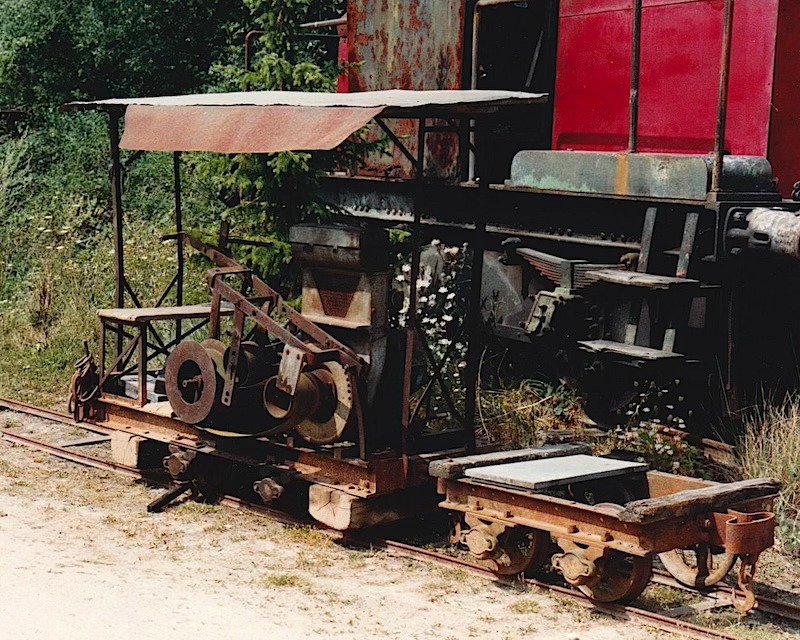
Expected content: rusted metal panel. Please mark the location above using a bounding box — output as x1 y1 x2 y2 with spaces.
121 104 382 153
346 0 467 179
508 150 775 201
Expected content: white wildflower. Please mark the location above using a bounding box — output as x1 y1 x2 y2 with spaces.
401 263 411 273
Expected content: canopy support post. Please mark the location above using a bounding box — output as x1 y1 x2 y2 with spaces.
173 151 184 340
109 111 125 361
400 118 429 465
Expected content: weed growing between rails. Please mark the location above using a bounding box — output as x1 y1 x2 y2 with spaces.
593 379 705 476
739 399 800 556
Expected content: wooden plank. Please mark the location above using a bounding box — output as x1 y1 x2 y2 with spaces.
465 455 648 491
58 435 112 448
577 340 683 360
427 443 591 480
97 302 234 323
586 270 700 289
617 478 781 524
308 485 438 531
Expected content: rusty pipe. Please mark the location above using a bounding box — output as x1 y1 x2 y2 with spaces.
628 0 643 152
264 370 336 429
300 16 346 30
469 0 523 180
244 30 265 91
711 0 735 192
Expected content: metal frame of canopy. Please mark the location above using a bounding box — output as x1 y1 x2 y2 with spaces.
64 88 546 458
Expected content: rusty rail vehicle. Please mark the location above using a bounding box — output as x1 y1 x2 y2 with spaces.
60 0 790 610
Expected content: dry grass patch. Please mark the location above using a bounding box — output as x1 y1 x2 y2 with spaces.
0 457 20 477
510 598 540 615
739 398 800 555
282 524 335 548
477 379 586 448
261 573 308 588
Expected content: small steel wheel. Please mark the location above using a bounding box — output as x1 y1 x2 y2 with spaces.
658 544 736 589
578 552 652 604
487 527 552 576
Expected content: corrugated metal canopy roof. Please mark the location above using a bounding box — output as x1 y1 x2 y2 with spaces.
63 89 546 154
65 89 544 110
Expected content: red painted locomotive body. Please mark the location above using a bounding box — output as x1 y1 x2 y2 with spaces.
554 0 799 197
342 0 800 196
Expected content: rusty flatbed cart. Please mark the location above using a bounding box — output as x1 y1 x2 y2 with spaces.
432 447 778 610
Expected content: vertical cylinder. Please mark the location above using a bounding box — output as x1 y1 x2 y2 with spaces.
628 0 643 153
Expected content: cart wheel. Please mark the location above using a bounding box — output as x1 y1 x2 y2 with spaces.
578 552 652 604
658 544 736 589
487 527 552 576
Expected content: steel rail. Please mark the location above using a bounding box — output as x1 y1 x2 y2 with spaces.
0 429 142 480
651 569 800 623
352 537 740 640
1 403 798 639
0 397 111 435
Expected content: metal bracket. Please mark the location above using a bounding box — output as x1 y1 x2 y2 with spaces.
221 308 245 407
553 538 607 587
277 344 307 395
713 509 776 556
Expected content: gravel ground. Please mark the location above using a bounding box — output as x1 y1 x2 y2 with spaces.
0 411 797 640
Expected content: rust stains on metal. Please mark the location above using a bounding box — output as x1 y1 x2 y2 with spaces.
120 105 383 153
347 0 466 179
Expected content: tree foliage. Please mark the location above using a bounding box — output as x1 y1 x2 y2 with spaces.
0 0 247 109
196 0 350 285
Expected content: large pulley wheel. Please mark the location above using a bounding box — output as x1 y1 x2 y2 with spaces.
659 544 736 589
165 341 219 425
577 552 652 604
293 361 353 446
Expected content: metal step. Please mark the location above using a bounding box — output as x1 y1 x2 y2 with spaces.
578 339 684 361
586 270 700 290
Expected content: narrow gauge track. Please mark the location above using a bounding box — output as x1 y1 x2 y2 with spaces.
1 398 798 640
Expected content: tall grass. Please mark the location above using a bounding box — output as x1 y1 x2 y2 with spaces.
0 117 214 407
738 399 800 555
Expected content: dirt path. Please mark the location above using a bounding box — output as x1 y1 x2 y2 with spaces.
0 414 668 640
